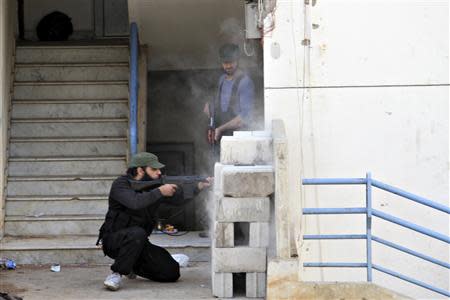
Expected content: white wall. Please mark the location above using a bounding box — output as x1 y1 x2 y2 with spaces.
129 0 259 71
0 0 16 237
24 0 94 40
264 0 449 298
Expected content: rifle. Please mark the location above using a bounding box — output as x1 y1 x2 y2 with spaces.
208 102 216 156
129 175 209 192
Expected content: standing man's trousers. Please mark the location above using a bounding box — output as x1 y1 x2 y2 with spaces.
102 226 180 282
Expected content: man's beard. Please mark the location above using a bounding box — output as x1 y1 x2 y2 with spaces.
141 173 153 181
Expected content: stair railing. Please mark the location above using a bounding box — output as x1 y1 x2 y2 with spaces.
302 172 450 297
129 22 139 155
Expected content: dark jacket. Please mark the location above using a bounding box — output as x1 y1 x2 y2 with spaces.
97 175 187 244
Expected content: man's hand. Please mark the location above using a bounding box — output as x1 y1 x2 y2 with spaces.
159 184 178 197
197 177 213 191
214 127 222 142
203 102 210 117
207 128 215 144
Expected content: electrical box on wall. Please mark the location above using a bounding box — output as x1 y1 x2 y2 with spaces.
245 2 261 39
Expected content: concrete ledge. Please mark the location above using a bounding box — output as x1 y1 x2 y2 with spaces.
213 247 267 273
267 281 412 300
216 197 270 223
221 166 274 197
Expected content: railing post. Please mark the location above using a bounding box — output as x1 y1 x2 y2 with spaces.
366 172 373 282
129 22 139 156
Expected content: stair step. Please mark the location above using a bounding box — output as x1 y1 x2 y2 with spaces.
8 157 126 176
6 198 108 217
14 82 128 100
4 215 104 236
0 233 210 264
13 98 128 104
15 45 129 64
11 118 127 138
10 137 127 157
11 101 128 119
7 176 116 196
15 63 128 82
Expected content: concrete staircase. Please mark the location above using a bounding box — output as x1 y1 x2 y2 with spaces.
1 42 129 265
0 42 210 265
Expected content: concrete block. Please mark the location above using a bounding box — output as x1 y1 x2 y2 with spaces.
212 272 233 298
246 272 266 298
233 131 271 138
214 222 234 248
217 197 270 222
222 165 274 197
213 247 267 273
249 222 270 248
220 135 273 165
213 163 226 194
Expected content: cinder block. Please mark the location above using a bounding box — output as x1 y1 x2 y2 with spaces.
249 222 270 248
214 222 234 248
217 197 270 222
221 135 273 165
212 272 233 298
213 247 267 273
222 165 274 197
246 272 266 298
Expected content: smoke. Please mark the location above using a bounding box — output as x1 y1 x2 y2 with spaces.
146 10 265 232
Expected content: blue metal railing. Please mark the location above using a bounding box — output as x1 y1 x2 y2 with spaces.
129 22 139 155
302 173 450 297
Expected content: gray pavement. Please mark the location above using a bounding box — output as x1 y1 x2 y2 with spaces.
0 262 220 300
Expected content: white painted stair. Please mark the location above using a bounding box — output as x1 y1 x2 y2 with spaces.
1 42 129 265
0 42 210 265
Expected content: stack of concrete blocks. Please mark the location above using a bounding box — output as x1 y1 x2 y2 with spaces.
212 132 274 298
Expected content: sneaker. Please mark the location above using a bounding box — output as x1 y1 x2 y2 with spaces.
126 271 137 279
104 272 122 291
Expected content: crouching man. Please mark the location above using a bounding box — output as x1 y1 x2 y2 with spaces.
97 152 211 291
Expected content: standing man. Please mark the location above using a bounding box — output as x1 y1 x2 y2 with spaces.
98 152 211 291
204 43 255 156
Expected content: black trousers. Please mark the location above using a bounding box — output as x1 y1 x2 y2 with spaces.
102 226 180 282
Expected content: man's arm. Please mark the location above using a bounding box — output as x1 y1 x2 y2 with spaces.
214 115 243 141
110 177 177 210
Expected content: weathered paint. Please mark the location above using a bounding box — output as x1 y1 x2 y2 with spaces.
264 0 448 298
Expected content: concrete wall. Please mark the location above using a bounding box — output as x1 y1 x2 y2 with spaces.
0 0 16 237
24 0 94 40
264 0 448 298
128 0 260 71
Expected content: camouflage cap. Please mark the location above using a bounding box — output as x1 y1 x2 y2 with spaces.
129 152 165 169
